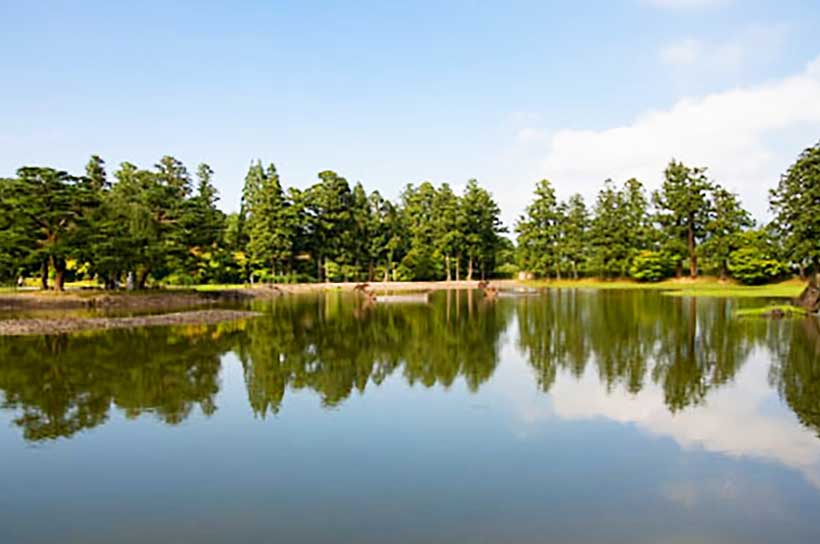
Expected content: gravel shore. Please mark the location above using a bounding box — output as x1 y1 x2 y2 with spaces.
0 309 262 336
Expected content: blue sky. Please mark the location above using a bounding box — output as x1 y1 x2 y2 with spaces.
2 0 820 226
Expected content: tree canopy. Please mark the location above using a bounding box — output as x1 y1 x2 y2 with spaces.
2 142 818 288
0 155 510 287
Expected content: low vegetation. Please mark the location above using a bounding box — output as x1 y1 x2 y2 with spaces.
524 277 805 297
734 305 809 318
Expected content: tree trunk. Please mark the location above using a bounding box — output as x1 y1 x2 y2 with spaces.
137 268 150 290
52 256 65 292
368 261 375 282
467 257 473 281
688 218 697 278
814 258 820 286
40 259 49 290
719 261 728 281
556 261 562 280
54 268 65 291
316 254 323 282
445 254 451 282
572 261 578 280
455 254 461 282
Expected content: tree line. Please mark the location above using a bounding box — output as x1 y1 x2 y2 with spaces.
516 141 820 284
0 157 508 289
1 141 818 289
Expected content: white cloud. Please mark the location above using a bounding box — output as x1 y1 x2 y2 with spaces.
490 345 820 490
537 54 820 219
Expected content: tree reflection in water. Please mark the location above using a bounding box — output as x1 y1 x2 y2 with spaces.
1 289 819 442
0 322 245 441
769 316 820 437
237 290 512 416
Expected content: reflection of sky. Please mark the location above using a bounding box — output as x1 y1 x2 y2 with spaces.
2 322 820 543
491 333 820 491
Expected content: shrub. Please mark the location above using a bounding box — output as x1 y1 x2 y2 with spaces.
629 250 673 282
494 262 518 279
728 247 788 285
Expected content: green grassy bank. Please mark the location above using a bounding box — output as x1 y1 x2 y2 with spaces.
523 277 806 298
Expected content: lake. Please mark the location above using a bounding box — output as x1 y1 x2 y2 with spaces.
1 289 819 543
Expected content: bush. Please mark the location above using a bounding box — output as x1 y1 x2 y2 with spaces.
728 247 788 285
629 250 673 282
164 272 197 286
251 269 309 284
494 262 518 279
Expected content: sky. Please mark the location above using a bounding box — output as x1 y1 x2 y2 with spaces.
2 0 820 228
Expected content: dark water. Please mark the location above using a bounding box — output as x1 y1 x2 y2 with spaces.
1 290 819 543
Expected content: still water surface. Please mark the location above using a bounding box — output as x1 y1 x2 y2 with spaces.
1 290 820 543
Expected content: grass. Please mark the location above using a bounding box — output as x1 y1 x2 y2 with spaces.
524 277 806 299
3 277 808 301
734 304 809 317
188 284 249 292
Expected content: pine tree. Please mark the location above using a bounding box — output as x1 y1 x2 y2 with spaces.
703 185 753 279
461 179 504 280
559 193 589 279
653 160 713 278
589 180 626 278
433 183 460 281
770 141 820 282
244 162 294 280
515 179 559 278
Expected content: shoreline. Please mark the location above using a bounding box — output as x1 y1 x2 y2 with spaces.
0 309 262 336
0 277 805 310
0 280 518 311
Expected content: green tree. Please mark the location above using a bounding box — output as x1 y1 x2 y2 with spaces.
367 193 404 281
433 183 461 281
559 194 589 279
110 157 190 288
81 155 127 288
770 141 820 282
8 167 94 290
243 161 294 280
589 180 627 278
350 182 372 280
515 179 559 278
702 185 753 279
400 182 440 280
460 179 505 280
620 178 654 262
305 171 354 281
85 154 109 191
653 160 713 278
0 177 37 282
